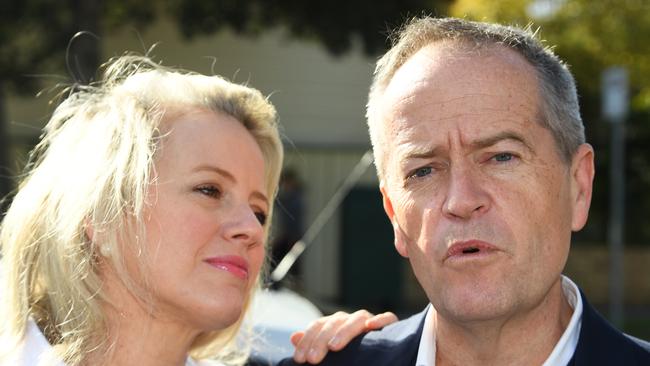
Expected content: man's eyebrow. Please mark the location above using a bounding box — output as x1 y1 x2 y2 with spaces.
403 145 446 160
470 131 533 152
400 131 532 162
192 165 269 203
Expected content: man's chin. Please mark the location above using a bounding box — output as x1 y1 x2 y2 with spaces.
433 286 515 323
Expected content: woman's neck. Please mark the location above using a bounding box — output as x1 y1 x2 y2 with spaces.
85 272 202 366
94 309 199 366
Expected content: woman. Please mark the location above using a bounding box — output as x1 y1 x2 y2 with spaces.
0 55 394 366
0 54 284 366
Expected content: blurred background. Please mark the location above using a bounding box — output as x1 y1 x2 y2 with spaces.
1 0 649 340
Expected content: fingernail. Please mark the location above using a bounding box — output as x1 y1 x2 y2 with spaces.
308 348 318 361
295 349 305 362
328 336 340 348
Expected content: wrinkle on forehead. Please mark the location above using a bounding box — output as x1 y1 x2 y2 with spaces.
380 44 543 176
387 99 538 152
385 77 540 128
389 94 538 131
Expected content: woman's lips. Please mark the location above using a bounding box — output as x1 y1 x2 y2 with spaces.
445 240 499 262
204 255 249 280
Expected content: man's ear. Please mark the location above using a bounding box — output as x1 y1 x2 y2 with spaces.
380 183 409 258
570 143 595 231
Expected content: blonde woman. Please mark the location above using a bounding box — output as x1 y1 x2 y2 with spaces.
0 55 394 366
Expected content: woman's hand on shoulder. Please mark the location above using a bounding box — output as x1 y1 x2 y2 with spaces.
290 310 397 364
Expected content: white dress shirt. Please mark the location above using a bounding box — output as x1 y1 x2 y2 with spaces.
415 275 583 366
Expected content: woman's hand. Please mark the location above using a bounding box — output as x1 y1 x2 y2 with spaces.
290 310 398 364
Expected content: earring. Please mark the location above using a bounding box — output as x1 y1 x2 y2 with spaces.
99 244 111 257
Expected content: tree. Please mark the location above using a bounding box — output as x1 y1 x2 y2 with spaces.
451 0 650 110
166 0 452 55
0 0 154 212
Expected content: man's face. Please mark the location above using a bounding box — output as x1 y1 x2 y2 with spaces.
379 44 594 322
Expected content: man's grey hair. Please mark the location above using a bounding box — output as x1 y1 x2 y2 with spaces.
366 17 585 179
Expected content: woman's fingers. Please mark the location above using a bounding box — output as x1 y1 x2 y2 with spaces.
290 331 305 347
291 310 398 364
324 310 375 351
292 311 347 363
365 311 398 330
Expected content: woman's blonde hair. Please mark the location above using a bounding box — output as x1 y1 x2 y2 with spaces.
0 54 283 365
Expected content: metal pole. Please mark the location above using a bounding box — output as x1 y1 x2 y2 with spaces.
608 119 625 327
602 66 627 328
270 150 375 283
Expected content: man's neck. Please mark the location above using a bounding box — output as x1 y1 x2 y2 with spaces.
434 279 573 366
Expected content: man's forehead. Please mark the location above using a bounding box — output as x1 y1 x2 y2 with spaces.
378 43 543 167
381 91 540 152
383 42 537 103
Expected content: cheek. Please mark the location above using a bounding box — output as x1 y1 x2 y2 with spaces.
145 215 201 260
157 202 218 245
139 205 220 282
397 190 440 240
248 244 266 282
525 170 573 230
502 169 572 266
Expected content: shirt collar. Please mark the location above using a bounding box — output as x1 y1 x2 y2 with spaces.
9 318 67 366
415 275 583 366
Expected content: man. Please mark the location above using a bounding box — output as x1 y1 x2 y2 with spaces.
286 16 650 365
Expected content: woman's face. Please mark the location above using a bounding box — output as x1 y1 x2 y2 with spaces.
130 108 268 332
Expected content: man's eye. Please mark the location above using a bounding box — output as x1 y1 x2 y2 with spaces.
408 166 432 179
254 212 267 226
493 153 514 162
196 185 221 198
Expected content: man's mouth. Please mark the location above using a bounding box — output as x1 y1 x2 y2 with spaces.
445 240 497 260
462 247 480 254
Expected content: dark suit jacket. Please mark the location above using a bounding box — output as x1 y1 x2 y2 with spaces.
276 291 650 366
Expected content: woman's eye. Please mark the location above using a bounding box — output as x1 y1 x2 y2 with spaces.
195 185 221 198
254 212 267 226
408 166 432 180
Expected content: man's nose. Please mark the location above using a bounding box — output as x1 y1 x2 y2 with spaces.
442 165 489 220
222 205 264 247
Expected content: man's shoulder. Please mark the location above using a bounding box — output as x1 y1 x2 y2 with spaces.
573 291 650 365
277 306 428 366
625 334 650 353
354 306 428 346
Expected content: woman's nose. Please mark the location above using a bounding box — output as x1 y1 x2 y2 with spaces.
222 205 264 247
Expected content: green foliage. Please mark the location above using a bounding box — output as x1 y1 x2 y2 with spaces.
0 1 74 93
165 0 452 55
0 0 156 208
451 0 650 113
0 0 155 94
